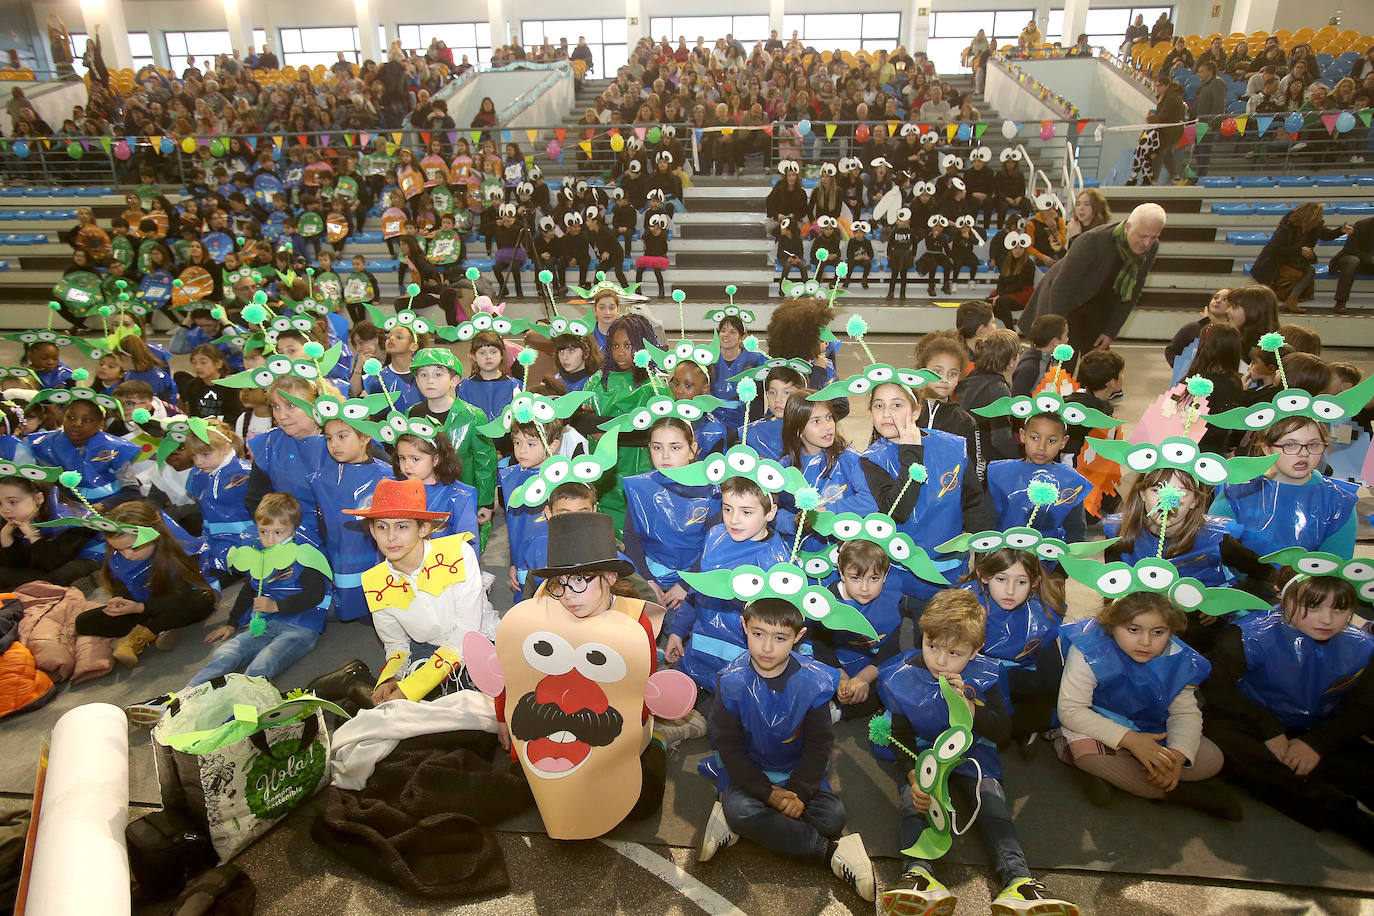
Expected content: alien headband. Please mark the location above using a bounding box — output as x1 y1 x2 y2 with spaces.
364 305 434 337
725 357 814 385
598 394 730 434
643 333 721 374
1086 435 1279 485
682 562 879 639
215 346 342 388
1261 548 1374 604
0 462 64 483
567 278 647 303
31 386 122 416
799 510 948 584
660 444 809 496
971 390 1122 429
705 304 756 325
33 469 158 546
508 430 622 509
1060 554 1271 617
435 311 533 342
479 390 596 438
937 527 1117 564
527 308 597 340
280 390 391 430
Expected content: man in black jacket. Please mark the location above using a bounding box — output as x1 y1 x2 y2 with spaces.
1330 216 1374 312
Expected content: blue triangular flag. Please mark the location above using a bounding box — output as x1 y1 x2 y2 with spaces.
1255 115 1274 136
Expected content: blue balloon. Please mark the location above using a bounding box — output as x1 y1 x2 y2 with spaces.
956 122 972 141
797 118 812 136
1284 112 1304 133
12 140 28 159
1335 110 1356 134
159 136 175 154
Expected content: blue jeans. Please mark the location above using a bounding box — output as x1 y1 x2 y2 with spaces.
900 773 1030 887
187 617 321 688
720 784 845 863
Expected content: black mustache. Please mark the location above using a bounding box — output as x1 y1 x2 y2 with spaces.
509 692 624 747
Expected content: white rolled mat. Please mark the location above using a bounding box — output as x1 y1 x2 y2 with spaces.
25 703 130 915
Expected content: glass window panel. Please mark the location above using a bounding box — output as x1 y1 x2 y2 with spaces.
253 29 267 49
825 38 863 54
399 25 419 47
926 36 972 72
165 33 188 58
185 31 231 58
806 14 863 39
520 22 542 46
280 30 303 54
475 23 491 45
735 16 771 42
302 28 355 52
602 18 626 43
993 10 1036 38
931 12 993 39
782 15 805 39
1046 10 1065 41
129 33 153 57
603 43 628 72
864 13 902 37
378 26 386 51
1084 8 1130 33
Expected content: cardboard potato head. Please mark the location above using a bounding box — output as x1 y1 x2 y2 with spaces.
465 513 695 839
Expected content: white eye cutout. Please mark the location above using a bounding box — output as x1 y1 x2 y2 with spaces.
571 459 601 481
1036 542 1064 560
522 631 576 676
650 399 674 416
388 414 409 432
1193 457 1227 485
574 642 627 684
1310 397 1345 420
864 518 895 540
1162 441 1197 465
251 368 277 387
970 534 1002 551
1033 394 1059 414
917 753 939 790
727 450 757 473
1170 581 1203 609
472 314 493 330
834 518 863 538
936 728 970 761
544 461 571 483
1245 407 1276 429
1343 561 1374 582
849 377 872 394
757 464 785 490
1061 406 1086 424
1137 564 1176 590
678 404 702 420
1010 400 1034 418
732 571 765 598
1005 531 1038 549
768 569 804 595
704 456 727 483
1126 447 1158 472
804 556 832 576
1276 393 1310 413
1097 569 1133 595
1296 556 1339 575
267 356 293 374
1361 581 1374 602
800 590 831 619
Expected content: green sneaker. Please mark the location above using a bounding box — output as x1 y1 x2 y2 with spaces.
880 866 956 916
991 877 1079 915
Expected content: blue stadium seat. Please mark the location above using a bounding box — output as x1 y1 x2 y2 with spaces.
0 261 8 271
1254 203 1290 216
75 187 113 196
1225 232 1268 244
352 231 384 243
467 258 495 271
366 259 399 272
1235 176 1272 187
1273 176 1315 187
1210 203 1253 215
1199 177 1238 187
1225 99 1248 115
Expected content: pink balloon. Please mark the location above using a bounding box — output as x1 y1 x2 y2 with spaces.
1040 122 1055 141
114 140 132 160
545 139 561 160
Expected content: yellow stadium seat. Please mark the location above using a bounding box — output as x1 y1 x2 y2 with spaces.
1274 29 1292 42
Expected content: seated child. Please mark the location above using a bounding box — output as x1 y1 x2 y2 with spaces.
986 411 1088 541
1056 592 1239 819
408 347 497 527
25 341 73 390
0 468 98 589
879 589 1078 916
1010 315 1068 397
698 596 875 902
393 431 479 545
184 419 255 585
29 398 142 509
349 478 497 704
500 417 563 594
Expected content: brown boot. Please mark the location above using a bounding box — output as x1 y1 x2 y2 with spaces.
1280 294 1305 314
1333 299 1347 313
153 628 180 651
113 624 157 667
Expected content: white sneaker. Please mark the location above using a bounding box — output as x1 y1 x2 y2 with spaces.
880 866 957 916
658 709 708 748
829 833 875 901
698 801 738 862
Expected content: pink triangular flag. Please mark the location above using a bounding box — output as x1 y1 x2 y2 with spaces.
1321 113 1339 136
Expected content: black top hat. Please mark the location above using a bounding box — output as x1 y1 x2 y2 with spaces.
532 512 636 580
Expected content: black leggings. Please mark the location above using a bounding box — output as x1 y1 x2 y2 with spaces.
635 266 666 296
596 256 629 288
74 588 216 637
887 250 914 298
0 558 98 589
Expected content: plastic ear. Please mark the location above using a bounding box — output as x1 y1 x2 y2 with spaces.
462 631 505 698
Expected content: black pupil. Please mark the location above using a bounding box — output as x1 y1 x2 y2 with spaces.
535 640 553 657
586 651 606 666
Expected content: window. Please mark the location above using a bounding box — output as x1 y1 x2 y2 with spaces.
164 30 235 65
927 9 1031 73
398 22 493 67
1047 6 1172 49
646 16 772 47
520 19 626 77
278 26 363 68
780 13 903 56
65 31 155 75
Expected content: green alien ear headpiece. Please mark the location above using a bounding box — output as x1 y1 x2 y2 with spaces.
435 311 532 342
971 389 1123 429
135 415 226 468
262 313 318 348
567 277 645 302
279 390 391 432
598 394 730 434
937 527 1117 564
705 304 756 326
868 679 974 860
528 307 597 340
0 461 64 484
779 260 850 306
479 389 595 438
1060 554 1270 617
215 346 341 389
809 364 941 401
509 430 621 509
364 304 434 337
660 444 809 496
725 356 815 385
0 367 38 386
1086 434 1279 486
1206 333 1374 430
33 470 159 546
31 386 123 418
643 332 721 375
1262 548 1374 605
808 510 948 585
682 562 879 639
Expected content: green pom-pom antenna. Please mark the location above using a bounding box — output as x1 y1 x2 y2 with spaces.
466 267 481 281
514 403 534 423
1156 483 1184 513
516 348 537 368
836 262 849 278
172 278 184 288
1259 332 1285 353
48 300 61 311
1185 375 1214 398
115 279 128 290
406 283 421 296
252 290 268 305
868 714 893 747
1052 344 1074 362
633 350 650 369
795 486 822 512
210 306 225 320
71 368 90 382
725 284 737 296
97 305 113 317
846 314 869 339
910 463 928 483
363 358 383 377
241 303 268 325
538 269 553 284
58 470 82 489
737 378 758 402
131 408 151 424
303 341 325 360
743 335 760 352
1028 480 1060 506
671 289 686 303
815 247 829 261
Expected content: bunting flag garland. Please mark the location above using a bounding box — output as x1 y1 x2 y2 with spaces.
446 130 458 146
420 131 431 145
525 128 538 145
500 130 512 144
272 135 283 147
470 130 482 145
1194 122 1208 141
825 123 837 140
888 119 899 136
1361 110 1373 128
946 122 958 141
554 128 565 141
1076 118 1089 134
974 122 987 139
579 140 592 157
1321 113 1339 136
342 133 353 147
1234 114 1248 134
1255 114 1274 136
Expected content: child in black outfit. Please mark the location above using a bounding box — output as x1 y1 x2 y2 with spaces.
844 221 874 289
776 218 807 284
916 215 954 296
885 208 918 301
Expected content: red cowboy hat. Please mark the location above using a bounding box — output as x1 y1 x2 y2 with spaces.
343 478 450 521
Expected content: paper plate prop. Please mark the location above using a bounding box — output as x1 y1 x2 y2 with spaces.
660 444 808 496
228 542 333 636
868 677 975 859
1261 549 1374 603
1086 434 1279 486
508 431 621 509
0 462 63 483
35 471 159 546
598 394 730 434
800 510 948 585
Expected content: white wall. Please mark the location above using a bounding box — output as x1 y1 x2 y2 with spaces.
983 59 1065 121
1012 58 1152 125
1275 0 1373 37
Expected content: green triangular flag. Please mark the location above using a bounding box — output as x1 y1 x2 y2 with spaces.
100 137 112 153
470 130 482 146
974 122 987 139
1361 109 1372 128
1195 122 1209 141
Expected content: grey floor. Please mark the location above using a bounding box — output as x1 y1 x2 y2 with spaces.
5 332 1374 915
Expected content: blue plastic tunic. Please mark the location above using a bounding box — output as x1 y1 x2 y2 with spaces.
0 435 35 464
711 350 767 429
364 365 422 413
782 448 880 525
186 455 255 577
962 582 1060 671
29 430 141 502
673 523 792 690
1103 514 1238 587
1235 608 1374 730
307 457 392 621
249 429 328 545
497 460 540 583
107 550 153 602
986 459 1088 539
425 480 480 543
623 470 720 588
818 582 903 677
232 541 331 634
125 367 178 403
713 653 840 789
1059 617 1211 735
694 411 729 456
743 417 784 460
878 651 1004 778
35 364 74 389
1217 474 1357 560
182 326 244 371
860 433 968 600
457 376 522 423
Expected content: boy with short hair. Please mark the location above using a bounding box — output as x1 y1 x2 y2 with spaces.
1011 314 1068 397
408 347 497 529
699 596 875 902
1063 348 1126 464
744 365 805 460
954 300 994 367
986 410 1089 540
955 328 1022 484
812 540 911 719
519 481 604 597
500 417 564 594
914 330 979 467
343 252 380 323
879 589 1078 915
348 477 496 704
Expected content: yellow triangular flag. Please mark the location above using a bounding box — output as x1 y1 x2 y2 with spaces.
1234 115 1248 134
946 122 957 142
525 129 538 145
579 140 592 157
888 120 899 137
392 132 403 145
825 123 837 140
272 135 283 147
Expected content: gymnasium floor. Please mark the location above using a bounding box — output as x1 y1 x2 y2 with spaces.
4 331 1373 915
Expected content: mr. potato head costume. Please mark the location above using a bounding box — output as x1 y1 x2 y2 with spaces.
465 513 697 840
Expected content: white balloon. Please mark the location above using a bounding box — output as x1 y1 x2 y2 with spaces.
1001 119 1018 141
